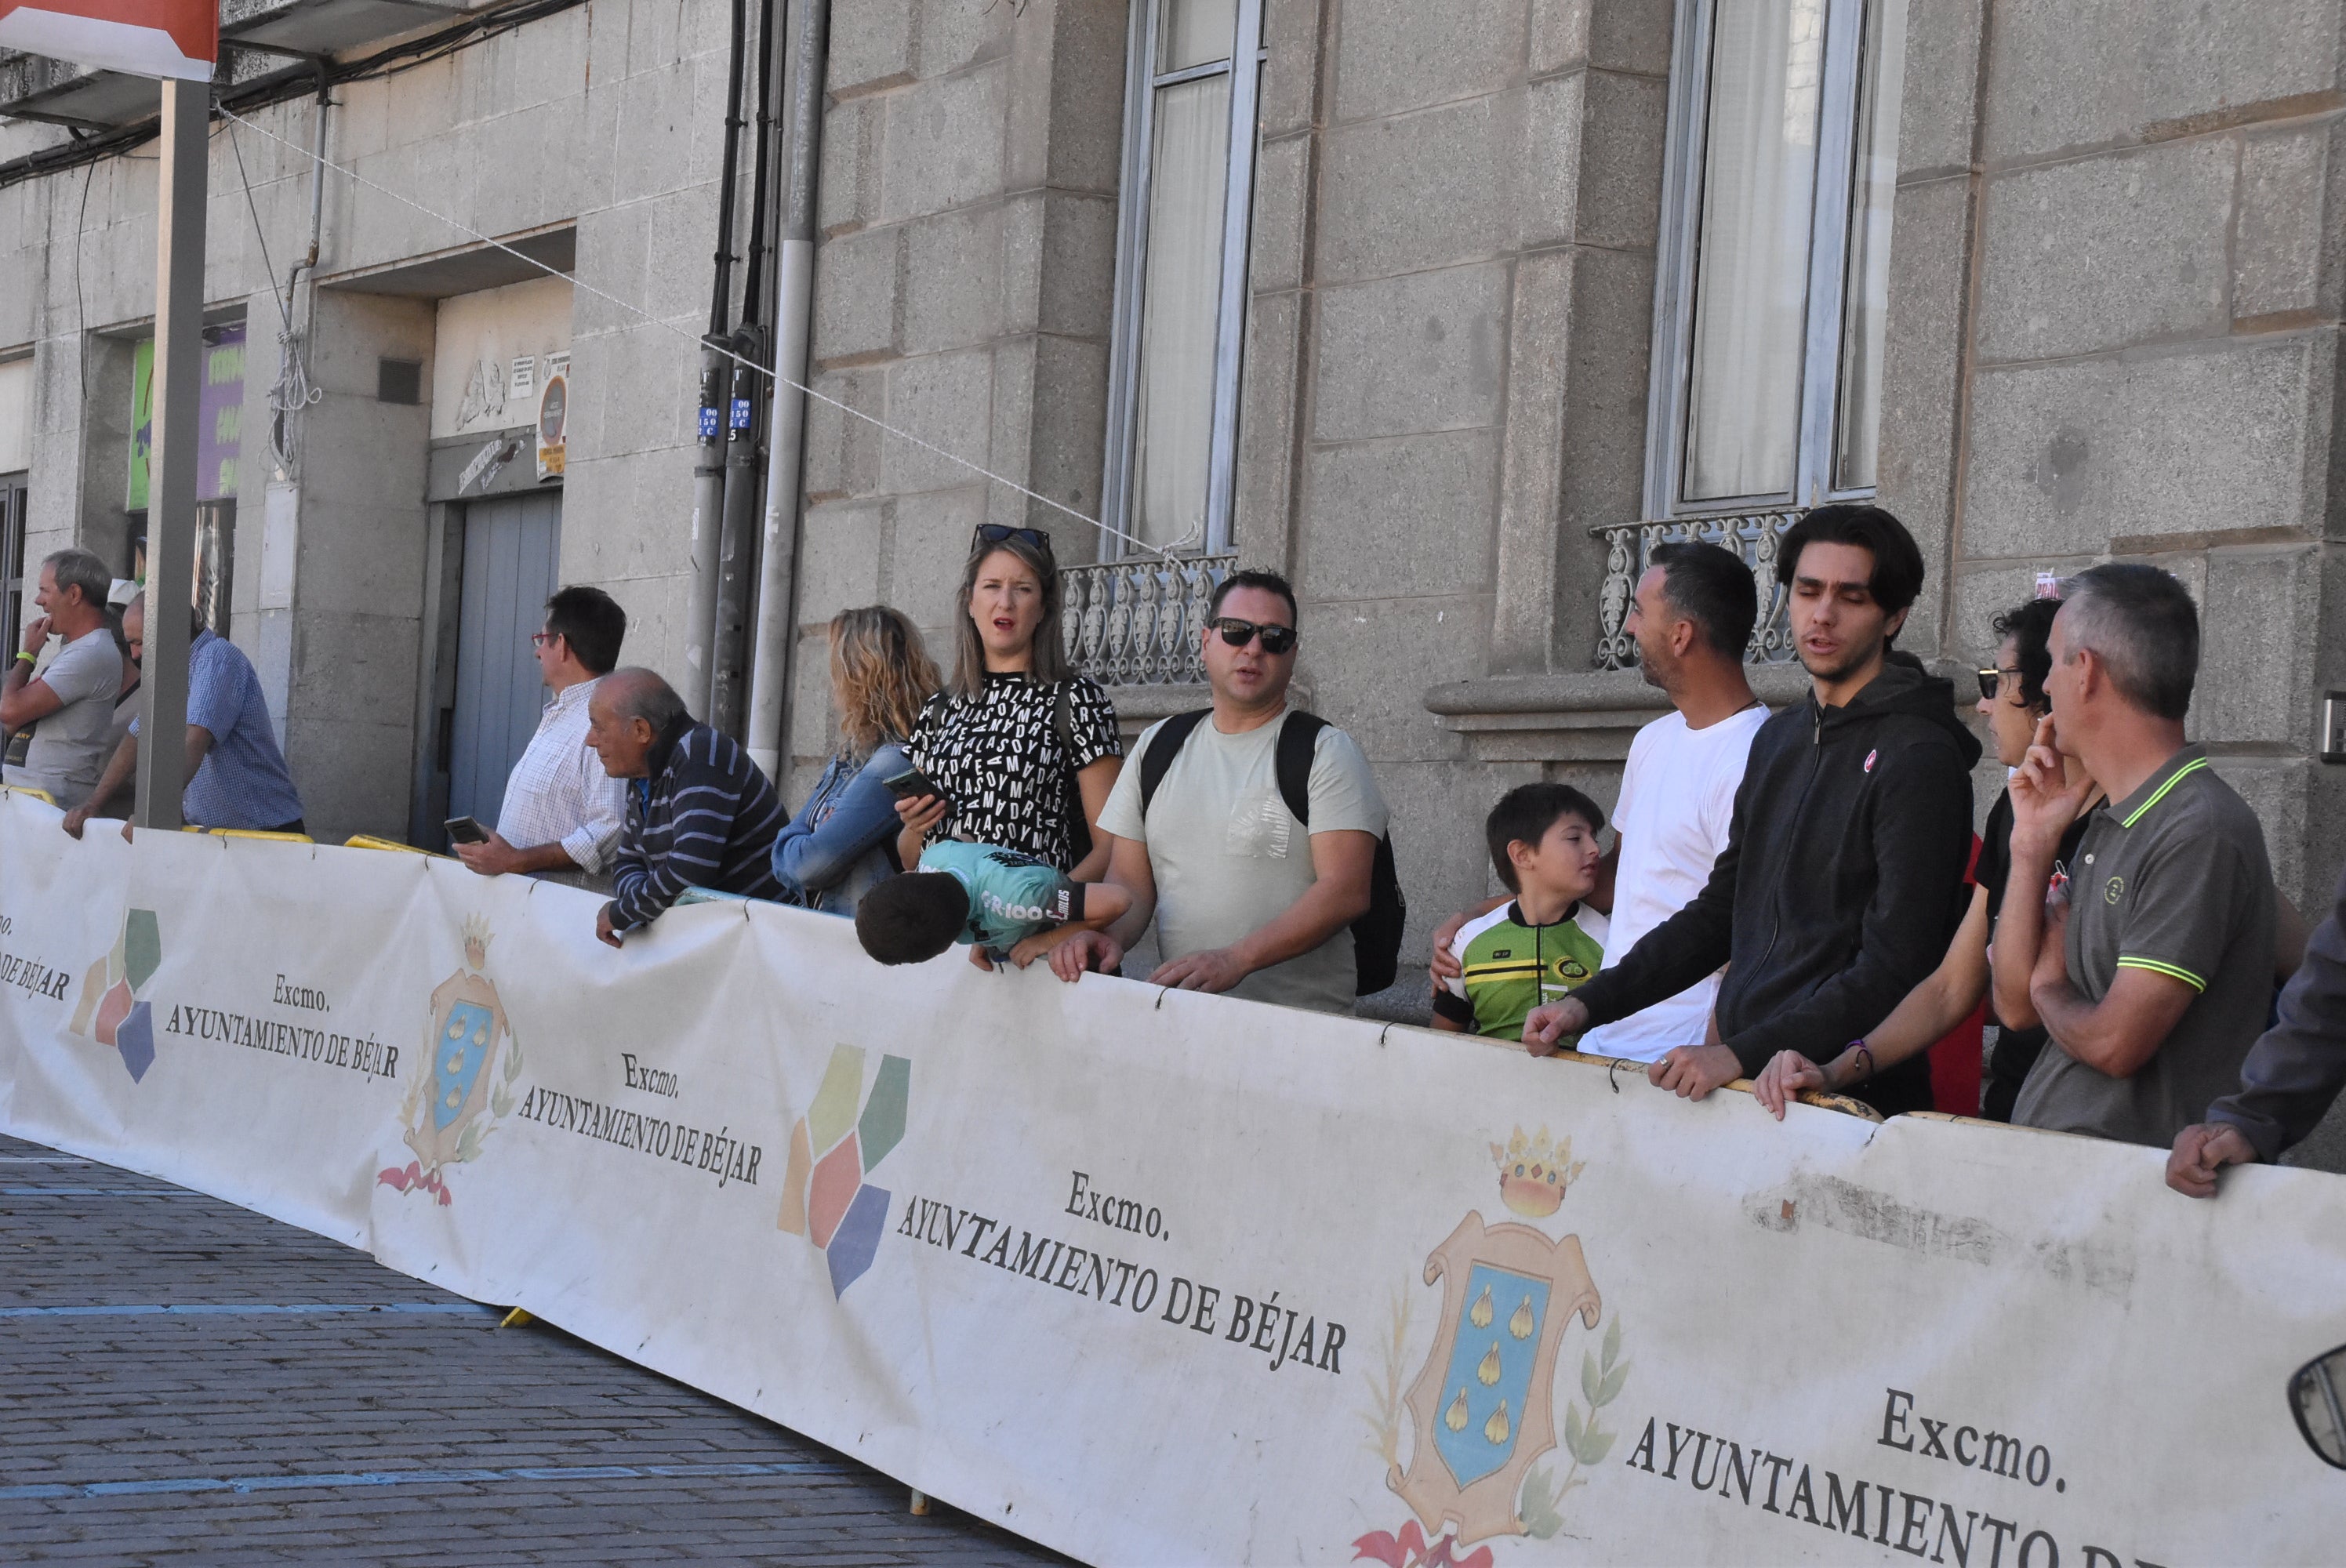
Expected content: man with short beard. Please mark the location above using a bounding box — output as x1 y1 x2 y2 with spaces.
1524 505 1980 1116
1429 542 1766 1062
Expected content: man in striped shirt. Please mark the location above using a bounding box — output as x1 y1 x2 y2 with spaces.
588 668 786 947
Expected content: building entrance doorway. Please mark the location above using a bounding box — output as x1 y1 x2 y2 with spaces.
444 488 561 840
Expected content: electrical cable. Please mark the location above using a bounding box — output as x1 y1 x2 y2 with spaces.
213 104 1174 561
226 119 289 332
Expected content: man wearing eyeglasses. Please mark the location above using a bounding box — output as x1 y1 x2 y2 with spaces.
455 586 629 890
1051 570 1389 1014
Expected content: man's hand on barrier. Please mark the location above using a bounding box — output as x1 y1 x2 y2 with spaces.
1006 930 1064 972
60 802 93 840
1048 928 1121 983
1151 946 1247 994
1753 1049 1827 1120
2167 1122 2257 1198
1523 996 1589 1056
968 944 997 972
1649 1043 1741 1102
595 905 623 949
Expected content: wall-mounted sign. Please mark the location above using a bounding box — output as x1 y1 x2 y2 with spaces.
536 375 566 481
127 320 244 510
433 277 573 441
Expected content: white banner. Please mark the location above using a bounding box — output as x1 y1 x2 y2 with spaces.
2 790 2340 1565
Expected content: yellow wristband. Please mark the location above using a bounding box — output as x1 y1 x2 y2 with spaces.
13 651 33 665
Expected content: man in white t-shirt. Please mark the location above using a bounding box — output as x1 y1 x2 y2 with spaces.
1051 570 1388 1014
2 548 125 811
1434 543 1763 1058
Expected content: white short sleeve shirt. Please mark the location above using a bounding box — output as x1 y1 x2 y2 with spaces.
1576 703 1768 1061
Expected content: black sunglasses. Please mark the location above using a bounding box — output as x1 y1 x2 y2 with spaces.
1207 616 1297 655
971 524 1053 555
1978 667 2031 702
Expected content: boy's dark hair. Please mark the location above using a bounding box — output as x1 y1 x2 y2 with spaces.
1649 541 1758 659
1206 568 1299 627
1775 504 1926 626
1988 596 2062 714
1485 783 1605 894
544 585 628 676
855 872 971 965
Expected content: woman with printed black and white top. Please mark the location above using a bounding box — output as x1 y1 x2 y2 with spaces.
895 527 1123 877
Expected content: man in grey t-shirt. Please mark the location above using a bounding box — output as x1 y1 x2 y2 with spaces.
2 548 124 812
1998 564 2276 1148
1050 570 1388 1014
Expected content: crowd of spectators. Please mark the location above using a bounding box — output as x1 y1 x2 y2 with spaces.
23 506 2346 1201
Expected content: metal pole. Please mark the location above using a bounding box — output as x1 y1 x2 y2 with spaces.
743 0 828 779
136 79 205 832
685 344 727 719
710 327 764 735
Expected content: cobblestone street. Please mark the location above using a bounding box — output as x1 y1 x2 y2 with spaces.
0 1134 1069 1566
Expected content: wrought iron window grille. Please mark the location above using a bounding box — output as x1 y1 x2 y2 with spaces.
1592 511 1800 671
1062 552 1238 687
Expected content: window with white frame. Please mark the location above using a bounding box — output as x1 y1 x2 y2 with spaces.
1645 0 1907 518
1101 0 1264 556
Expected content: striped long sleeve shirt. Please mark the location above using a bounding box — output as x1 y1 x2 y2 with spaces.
606 721 787 933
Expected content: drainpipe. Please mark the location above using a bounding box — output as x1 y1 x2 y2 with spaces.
743 0 828 779
686 0 753 718
710 325 764 735
685 346 728 719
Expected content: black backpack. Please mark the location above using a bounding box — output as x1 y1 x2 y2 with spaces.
1137 709 1405 996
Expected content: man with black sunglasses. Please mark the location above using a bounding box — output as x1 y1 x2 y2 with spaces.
1048 570 1389 1014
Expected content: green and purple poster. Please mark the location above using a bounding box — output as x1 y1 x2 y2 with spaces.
126 320 245 510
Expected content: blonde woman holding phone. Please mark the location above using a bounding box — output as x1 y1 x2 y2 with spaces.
769 606 943 916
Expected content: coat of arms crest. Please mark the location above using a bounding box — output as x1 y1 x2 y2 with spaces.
378 916 522 1205
1358 1128 1629 1565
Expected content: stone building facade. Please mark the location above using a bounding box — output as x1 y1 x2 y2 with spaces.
4 2 2344 1049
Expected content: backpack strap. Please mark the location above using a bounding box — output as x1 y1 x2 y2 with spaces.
1138 709 1213 818
1274 710 1328 829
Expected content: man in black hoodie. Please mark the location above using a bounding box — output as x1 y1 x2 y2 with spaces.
1526 505 1980 1116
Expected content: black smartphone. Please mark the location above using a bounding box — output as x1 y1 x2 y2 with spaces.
444 816 490 845
881 767 945 800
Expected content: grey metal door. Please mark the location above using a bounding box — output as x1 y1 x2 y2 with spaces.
445 489 561 837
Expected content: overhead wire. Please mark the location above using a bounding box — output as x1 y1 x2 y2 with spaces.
215 103 1174 561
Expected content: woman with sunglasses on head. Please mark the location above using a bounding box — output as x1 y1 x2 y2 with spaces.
769 607 943 916
894 527 1124 879
1753 597 2098 1122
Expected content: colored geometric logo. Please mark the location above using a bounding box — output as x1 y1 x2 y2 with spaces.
776 1044 909 1298
68 909 162 1082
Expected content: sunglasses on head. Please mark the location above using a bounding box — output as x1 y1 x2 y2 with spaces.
1208 615 1297 655
971 524 1053 556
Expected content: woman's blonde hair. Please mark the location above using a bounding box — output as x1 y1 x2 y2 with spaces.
950 534 1070 698
830 606 941 759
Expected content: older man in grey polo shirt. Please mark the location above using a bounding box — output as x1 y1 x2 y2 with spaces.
2 548 122 810
1994 564 2277 1148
